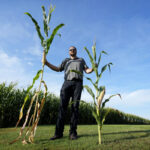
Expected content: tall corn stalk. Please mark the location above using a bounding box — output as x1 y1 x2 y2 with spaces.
10 5 64 144
72 42 121 144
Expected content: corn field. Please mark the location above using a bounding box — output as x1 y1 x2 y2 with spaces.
0 82 150 129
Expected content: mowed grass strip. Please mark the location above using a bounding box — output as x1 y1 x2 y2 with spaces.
0 125 150 150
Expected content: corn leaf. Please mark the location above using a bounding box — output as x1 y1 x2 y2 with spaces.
100 109 110 130
30 70 43 88
101 50 108 55
42 6 48 37
97 53 101 67
97 51 108 66
47 5 55 24
101 64 108 73
86 77 98 90
108 62 113 72
101 63 112 74
84 47 94 66
102 94 122 109
70 69 82 75
46 23 64 54
96 64 108 84
25 12 44 47
18 70 42 121
92 111 100 125
41 80 48 97
95 62 113 84
84 46 98 77
57 33 61 37
84 85 95 101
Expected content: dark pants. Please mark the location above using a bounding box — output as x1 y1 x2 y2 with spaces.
55 80 83 136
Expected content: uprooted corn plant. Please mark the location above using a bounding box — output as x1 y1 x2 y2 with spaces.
10 5 64 144
72 42 121 144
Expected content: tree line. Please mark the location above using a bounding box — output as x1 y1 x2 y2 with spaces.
0 82 150 128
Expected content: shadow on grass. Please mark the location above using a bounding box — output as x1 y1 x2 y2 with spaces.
103 130 150 135
78 133 97 138
35 134 98 144
102 130 150 144
35 130 150 145
35 138 50 144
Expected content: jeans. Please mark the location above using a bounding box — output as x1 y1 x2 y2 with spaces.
55 80 83 136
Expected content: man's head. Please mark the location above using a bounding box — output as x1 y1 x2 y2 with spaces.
69 46 77 57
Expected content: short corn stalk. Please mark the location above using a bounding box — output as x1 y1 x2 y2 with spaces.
72 42 121 144
10 4 64 144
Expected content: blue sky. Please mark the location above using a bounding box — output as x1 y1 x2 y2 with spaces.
0 0 150 119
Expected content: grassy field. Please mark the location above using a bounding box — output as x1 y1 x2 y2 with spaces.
0 125 150 150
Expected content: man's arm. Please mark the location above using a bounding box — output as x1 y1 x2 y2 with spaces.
45 60 60 72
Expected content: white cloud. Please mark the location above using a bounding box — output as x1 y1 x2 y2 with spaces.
0 49 20 68
26 45 42 57
106 89 150 119
106 89 150 107
0 48 31 86
23 33 42 57
0 22 30 42
27 61 34 66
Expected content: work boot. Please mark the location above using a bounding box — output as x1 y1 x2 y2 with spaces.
69 134 78 140
50 135 63 140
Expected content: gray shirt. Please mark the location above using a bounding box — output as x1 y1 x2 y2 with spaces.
59 57 88 81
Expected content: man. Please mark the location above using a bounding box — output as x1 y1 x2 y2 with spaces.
44 46 94 140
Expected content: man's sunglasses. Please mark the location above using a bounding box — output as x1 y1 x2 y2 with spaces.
69 48 76 51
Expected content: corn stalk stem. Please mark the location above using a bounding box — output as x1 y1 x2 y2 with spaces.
98 124 101 144
96 76 98 105
96 74 102 145
30 51 45 136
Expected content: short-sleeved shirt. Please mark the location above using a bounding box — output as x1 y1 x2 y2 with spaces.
59 57 88 81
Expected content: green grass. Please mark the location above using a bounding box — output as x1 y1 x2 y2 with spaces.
0 125 150 150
